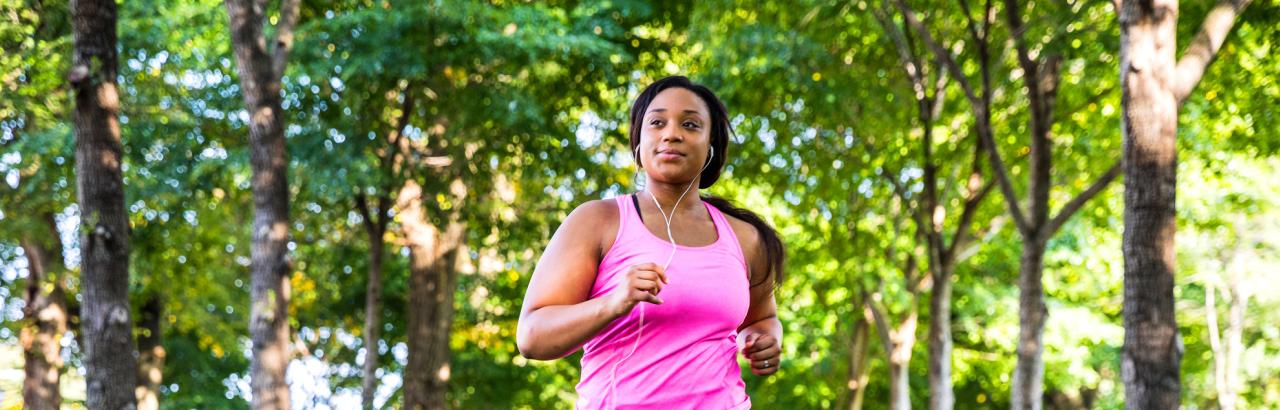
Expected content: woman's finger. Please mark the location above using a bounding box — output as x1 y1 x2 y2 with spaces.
747 335 775 353
751 346 780 361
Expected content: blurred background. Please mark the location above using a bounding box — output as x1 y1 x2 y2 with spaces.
1 0 1277 408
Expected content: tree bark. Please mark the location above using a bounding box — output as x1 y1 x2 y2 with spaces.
399 179 467 410
70 0 139 407
136 295 165 410
1119 0 1250 407
20 213 68 410
1119 1 1182 408
357 194 389 410
224 0 301 408
927 264 955 410
1011 241 1048 410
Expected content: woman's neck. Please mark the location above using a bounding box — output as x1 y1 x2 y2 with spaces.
642 177 703 213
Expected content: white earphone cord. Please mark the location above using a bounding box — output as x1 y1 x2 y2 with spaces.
606 146 713 408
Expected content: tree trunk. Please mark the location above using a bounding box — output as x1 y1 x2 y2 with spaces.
845 305 872 410
1208 268 1248 410
1119 1 1182 408
224 0 300 408
359 195 388 410
70 0 139 407
886 319 916 410
399 179 467 410
927 266 955 410
1206 285 1234 410
1118 0 1251 405
1222 279 1244 410
136 295 165 410
868 296 916 410
19 214 68 410
1011 241 1048 410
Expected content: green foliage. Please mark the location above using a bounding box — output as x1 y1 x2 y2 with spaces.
1 0 1277 408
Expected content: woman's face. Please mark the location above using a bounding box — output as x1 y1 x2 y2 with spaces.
638 87 713 185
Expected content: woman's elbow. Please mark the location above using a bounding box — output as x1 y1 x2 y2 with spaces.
516 322 551 360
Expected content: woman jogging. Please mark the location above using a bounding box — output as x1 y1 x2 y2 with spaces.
516 76 786 409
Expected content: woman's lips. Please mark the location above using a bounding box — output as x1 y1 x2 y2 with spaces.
657 152 684 160
656 149 686 161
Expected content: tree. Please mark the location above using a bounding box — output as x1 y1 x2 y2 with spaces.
70 0 139 407
18 212 68 410
223 0 301 407
870 4 997 407
1 0 73 406
1118 0 1251 406
889 0 1126 406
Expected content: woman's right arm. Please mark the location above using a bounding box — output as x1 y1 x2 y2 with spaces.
516 199 668 360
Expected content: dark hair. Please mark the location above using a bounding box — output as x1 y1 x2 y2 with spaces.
628 76 785 289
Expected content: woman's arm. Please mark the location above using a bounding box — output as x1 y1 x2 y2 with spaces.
731 220 783 376
516 200 668 360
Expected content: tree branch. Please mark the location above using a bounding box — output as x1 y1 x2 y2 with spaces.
863 288 896 352
1174 0 1253 105
270 0 301 79
889 0 982 108
945 178 996 263
894 0 1029 235
873 3 928 101
355 193 375 231
1042 159 1122 240
1053 85 1116 125
979 127 1031 236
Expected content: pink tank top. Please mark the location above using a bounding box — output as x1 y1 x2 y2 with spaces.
574 194 752 409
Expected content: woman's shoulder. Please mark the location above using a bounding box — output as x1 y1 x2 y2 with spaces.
561 197 622 259
557 197 621 237
564 197 620 225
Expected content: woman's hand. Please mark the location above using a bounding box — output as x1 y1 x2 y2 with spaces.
740 332 780 376
604 263 669 318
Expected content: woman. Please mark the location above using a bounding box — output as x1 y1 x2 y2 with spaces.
516 76 785 409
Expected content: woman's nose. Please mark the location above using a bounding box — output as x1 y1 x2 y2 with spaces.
660 127 684 142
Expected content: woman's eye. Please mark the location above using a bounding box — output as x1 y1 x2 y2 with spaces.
683 122 700 129
649 120 664 126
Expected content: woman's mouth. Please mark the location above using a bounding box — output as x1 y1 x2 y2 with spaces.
656 149 685 160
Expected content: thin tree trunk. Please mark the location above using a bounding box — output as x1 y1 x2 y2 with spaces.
1223 279 1244 410
360 82 414 410
136 295 165 410
1210 248 1248 410
70 0 139 407
887 318 916 410
357 194 389 410
868 297 916 410
846 304 872 410
399 179 467 410
927 265 955 410
224 0 300 407
1206 285 1233 410
19 214 68 410
1011 241 1048 410
1119 1 1182 407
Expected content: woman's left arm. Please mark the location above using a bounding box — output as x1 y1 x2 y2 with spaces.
734 224 782 377
737 290 781 376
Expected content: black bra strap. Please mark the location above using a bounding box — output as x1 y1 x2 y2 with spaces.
631 193 644 223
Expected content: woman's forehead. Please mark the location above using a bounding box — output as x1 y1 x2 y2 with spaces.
647 88 710 116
